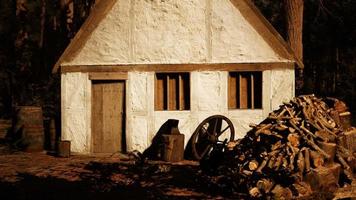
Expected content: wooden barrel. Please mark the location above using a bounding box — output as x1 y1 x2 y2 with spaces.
17 106 44 152
0 119 11 139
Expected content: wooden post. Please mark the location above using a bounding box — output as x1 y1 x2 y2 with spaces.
58 140 71 157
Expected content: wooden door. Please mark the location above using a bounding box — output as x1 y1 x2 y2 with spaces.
92 81 125 153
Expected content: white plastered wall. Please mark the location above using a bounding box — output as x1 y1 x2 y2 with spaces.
61 0 292 66
125 67 295 152
61 72 91 153
62 67 294 153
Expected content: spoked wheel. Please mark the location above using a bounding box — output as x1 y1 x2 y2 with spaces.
191 115 235 160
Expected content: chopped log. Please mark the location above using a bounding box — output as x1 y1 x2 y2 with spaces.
238 154 246 162
256 178 274 193
292 182 312 198
255 124 273 136
242 170 253 176
282 157 289 168
338 129 356 154
249 187 261 198
303 148 311 173
287 133 300 147
256 157 268 173
339 111 351 117
329 110 340 126
300 121 317 139
288 143 298 170
339 112 352 130
315 130 336 143
227 140 239 151
249 123 258 128
271 141 283 151
304 164 341 193
310 150 324 168
271 185 293 200
274 154 284 170
316 113 335 130
275 123 289 131
297 151 305 175
342 168 354 181
334 100 348 113
336 153 350 170
317 141 336 163
248 160 259 171
268 156 276 169
289 127 296 133
261 129 272 136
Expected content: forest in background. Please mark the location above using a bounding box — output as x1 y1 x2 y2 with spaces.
0 0 355 123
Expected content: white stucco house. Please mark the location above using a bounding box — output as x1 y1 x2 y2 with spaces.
53 0 302 154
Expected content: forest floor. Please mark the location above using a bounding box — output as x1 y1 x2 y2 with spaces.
0 140 355 200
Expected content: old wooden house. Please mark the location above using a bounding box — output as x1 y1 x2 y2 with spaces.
53 0 302 154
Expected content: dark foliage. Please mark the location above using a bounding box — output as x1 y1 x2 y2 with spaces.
0 0 96 119
0 0 355 123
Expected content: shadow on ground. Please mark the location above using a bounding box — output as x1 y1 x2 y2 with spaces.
0 161 221 200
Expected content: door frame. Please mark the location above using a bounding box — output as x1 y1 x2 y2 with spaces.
89 72 128 154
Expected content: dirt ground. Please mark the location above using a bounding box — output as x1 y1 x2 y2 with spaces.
0 140 226 200
0 140 355 200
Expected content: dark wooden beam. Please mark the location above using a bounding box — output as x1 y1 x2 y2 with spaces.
61 63 294 73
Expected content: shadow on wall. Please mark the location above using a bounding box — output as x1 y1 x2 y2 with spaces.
142 119 196 160
142 119 179 160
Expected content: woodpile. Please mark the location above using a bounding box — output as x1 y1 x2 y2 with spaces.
200 95 355 199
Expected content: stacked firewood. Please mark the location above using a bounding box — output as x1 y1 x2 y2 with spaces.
201 95 355 199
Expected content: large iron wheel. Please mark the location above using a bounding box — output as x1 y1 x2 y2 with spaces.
191 115 235 160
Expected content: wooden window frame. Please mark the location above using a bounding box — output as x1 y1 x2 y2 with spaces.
228 71 263 110
155 72 190 111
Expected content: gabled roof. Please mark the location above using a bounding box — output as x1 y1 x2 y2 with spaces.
235 0 303 68
53 0 303 73
53 0 117 73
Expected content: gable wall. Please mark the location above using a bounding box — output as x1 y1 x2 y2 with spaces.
61 0 292 67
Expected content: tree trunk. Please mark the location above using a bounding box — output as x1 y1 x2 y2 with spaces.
285 0 304 61
39 0 46 49
284 0 304 91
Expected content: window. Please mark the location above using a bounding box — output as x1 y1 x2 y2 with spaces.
155 73 190 111
228 72 262 109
